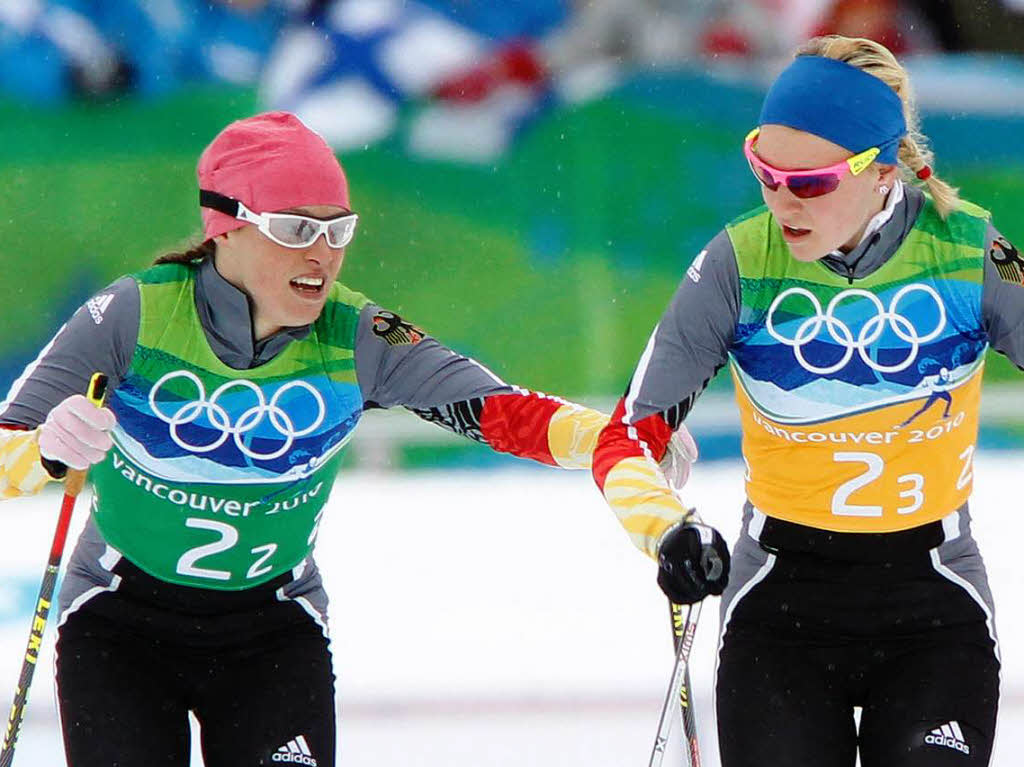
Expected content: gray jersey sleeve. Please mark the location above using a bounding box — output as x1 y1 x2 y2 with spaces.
981 223 1024 369
353 304 514 410
625 230 740 425
0 276 139 428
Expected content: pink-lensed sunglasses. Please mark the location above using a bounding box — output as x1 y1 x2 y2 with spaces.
743 127 881 199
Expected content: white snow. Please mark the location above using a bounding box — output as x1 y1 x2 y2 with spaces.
1 455 1022 765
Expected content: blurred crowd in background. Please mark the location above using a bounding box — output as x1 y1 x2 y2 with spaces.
3 1 1024 161
2 0 1024 449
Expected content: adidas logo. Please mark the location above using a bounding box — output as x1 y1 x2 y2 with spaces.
272 734 317 765
86 294 114 325
686 250 707 283
924 721 970 755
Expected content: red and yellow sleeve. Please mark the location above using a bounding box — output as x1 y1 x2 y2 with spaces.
479 391 609 469
0 426 55 499
592 399 689 558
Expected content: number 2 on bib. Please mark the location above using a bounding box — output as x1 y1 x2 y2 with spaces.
830 451 935 518
175 518 279 582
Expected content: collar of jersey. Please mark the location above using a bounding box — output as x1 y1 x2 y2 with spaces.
195 258 312 370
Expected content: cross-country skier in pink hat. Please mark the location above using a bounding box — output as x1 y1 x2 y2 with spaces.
0 111 691 765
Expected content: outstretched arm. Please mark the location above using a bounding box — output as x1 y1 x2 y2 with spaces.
353 305 607 468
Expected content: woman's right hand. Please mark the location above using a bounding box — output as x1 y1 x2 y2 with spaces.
656 516 731 605
38 394 117 471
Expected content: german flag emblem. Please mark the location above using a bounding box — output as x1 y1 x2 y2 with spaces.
989 236 1024 285
372 311 425 346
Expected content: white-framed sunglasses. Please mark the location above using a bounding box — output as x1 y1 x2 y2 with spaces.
200 189 358 249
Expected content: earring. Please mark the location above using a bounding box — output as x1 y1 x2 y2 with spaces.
878 185 890 195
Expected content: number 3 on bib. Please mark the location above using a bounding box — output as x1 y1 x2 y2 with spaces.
830 449 973 518
831 452 924 516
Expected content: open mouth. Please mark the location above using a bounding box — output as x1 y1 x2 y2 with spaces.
782 224 812 240
289 275 326 298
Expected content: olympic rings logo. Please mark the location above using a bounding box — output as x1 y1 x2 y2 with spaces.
148 370 326 461
765 284 946 374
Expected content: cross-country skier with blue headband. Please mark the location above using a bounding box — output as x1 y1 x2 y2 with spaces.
594 35 1022 767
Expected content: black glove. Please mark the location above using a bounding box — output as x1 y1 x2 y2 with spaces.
657 519 730 604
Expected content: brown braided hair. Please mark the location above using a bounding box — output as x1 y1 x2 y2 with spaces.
153 239 216 266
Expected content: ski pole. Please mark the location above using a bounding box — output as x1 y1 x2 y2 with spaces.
670 601 702 767
648 599 702 767
0 373 108 767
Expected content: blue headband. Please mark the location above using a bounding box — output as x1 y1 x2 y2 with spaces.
759 55 906 163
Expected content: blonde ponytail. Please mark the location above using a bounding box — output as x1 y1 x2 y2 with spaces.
796 35 962 218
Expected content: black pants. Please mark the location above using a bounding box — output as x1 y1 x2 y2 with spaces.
717 525 999 767
55 561 336 767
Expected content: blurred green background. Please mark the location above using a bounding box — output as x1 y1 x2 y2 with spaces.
1 69 1022 461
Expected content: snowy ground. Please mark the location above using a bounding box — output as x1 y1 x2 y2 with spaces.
1 455 1022 766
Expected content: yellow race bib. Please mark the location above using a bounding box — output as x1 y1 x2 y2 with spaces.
733 364 981 533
